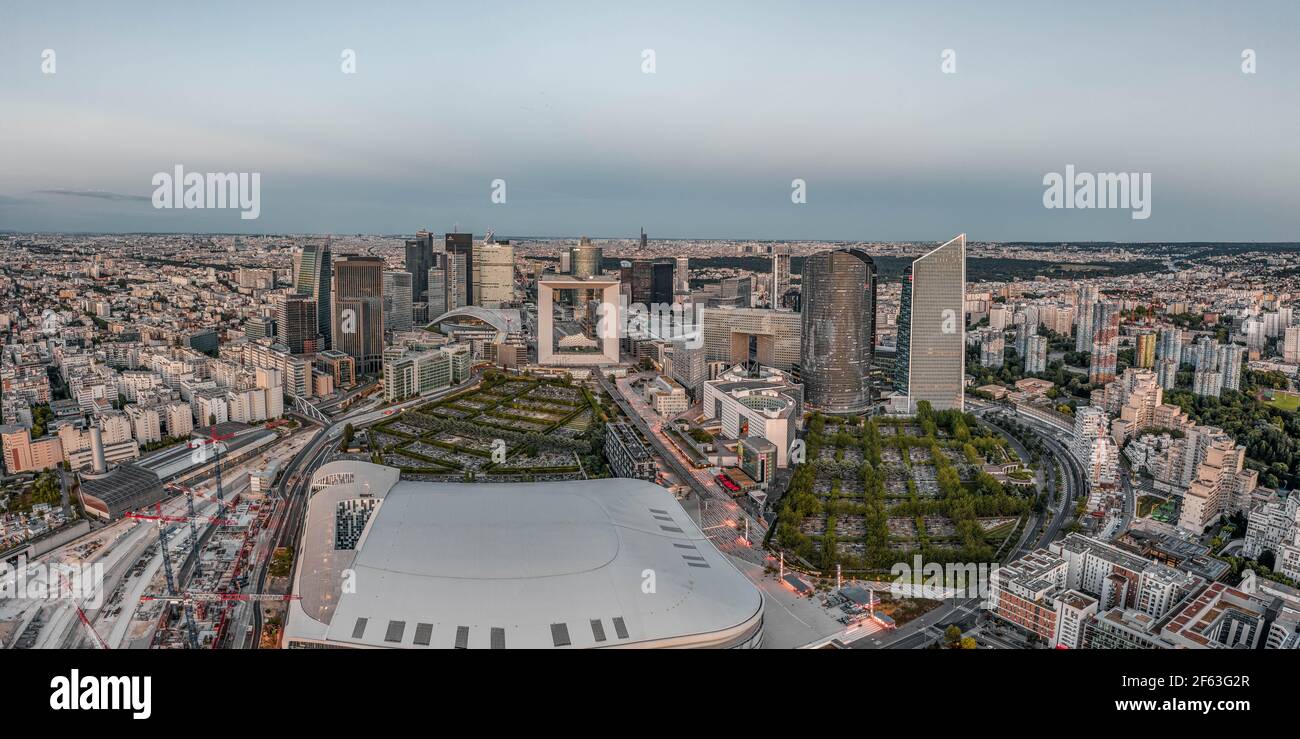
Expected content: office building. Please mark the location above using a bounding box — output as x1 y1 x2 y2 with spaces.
333 255 385 375
605 421 656 482
701 307 801 372
475 241 516 309
294 241 333 350
445 232 474 309
383 270 414 333
800 248 876 413
405 230 436 304
893 234 966 413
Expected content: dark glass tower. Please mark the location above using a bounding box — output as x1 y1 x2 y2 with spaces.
294 241 332 350
404 230 435 303
332 255 385 375
800 249 877 412
445 233 474 309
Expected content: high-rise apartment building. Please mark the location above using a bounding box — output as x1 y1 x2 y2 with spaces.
1135 333 1156 369
1075 285 1100 353
1088 302 1120 385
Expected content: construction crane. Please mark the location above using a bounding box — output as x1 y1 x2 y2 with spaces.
72 603 111 650
144 506 200 650
58 569 109 650
192 426 236 505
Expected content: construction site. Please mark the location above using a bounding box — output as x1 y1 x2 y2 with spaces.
1 424 312 650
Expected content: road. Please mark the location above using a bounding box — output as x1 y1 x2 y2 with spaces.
596 372 767 565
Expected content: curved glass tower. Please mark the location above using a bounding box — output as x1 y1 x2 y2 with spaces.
800 248 877 413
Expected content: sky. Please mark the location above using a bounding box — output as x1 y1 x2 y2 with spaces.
1 0 1298 241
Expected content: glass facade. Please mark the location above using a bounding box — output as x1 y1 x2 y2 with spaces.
894 235 965 412
800 249 876 413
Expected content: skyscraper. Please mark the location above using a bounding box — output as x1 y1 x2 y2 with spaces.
383 270 413 332
404 230 436 305
427 264 446 318
570 237 602 280
1088 302 1120 385
621 259 675 306
294 240 332 349
276 293 318 355
771 248 791 307
475 241 516 308
333 256 385 375
639 227 648 251
800 248 877 413
445 232 474 310
893 234 966 413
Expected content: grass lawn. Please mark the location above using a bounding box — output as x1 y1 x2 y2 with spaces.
1265 393 1300 413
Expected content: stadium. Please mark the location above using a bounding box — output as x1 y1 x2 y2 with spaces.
283 461 764 649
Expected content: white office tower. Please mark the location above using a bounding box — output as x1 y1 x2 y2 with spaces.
475 242 516 309
383 271 414 332
427 267 446 317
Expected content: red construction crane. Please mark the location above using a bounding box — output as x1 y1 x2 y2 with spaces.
58 570 110 650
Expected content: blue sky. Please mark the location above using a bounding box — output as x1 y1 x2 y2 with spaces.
1 0 1297 240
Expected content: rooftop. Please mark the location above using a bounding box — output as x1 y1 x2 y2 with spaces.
286 462 763 649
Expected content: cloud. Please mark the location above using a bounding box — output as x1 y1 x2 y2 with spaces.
34 188 150 203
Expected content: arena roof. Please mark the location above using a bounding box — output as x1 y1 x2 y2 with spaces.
78 463 165 520
285 461 763 649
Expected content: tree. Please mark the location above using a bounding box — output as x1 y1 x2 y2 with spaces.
944 625 962 647
960 636 977 650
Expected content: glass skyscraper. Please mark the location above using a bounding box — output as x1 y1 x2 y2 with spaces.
294 240 332 350
893 234 966 413
800 248 877 413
